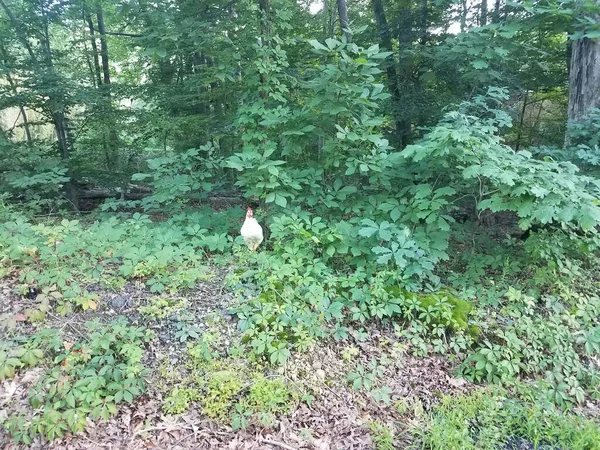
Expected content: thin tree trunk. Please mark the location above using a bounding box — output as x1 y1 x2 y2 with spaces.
0 0 37 62
336 0 350 40
323 0 329 38
0 0 78 208
480 0 487 26
420 0 428 45
95 5 122 181
85 11 103 87
372 0 403 146
258 0 270 36
492 0 501 23
460 0 467 32
3 68 32 144
96 7 111 87
515 91 528 151
397 5 413 147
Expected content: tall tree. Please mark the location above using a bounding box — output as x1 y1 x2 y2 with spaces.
337 0 350 40
480 0 488 26
371 0 402 145
567 36 600 123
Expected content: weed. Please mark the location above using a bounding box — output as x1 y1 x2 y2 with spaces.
2 318 150 443
369 420 395 450
414 387 600 450
139 296 183 319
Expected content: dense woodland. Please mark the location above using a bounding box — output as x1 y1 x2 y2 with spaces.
2 0 600 448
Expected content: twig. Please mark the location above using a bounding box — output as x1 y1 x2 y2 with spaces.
105 31 144 37
258 438 298 450
173 431 197 445
81 434 110 447
311 378 344 401
49 313 87 339
132 424 194 438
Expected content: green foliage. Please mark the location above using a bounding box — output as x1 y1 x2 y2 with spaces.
130 144 222 212
347 358 386 391
414 387 600 450
402 88 600 232
163 387 201 415
0 343 44 380
368 420 395 450
461 287 600 408
159 335 297 429
0 209 229 305
139 296 183 319
2 318 150 443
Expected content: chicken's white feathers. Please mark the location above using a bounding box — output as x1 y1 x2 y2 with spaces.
240 207 263 251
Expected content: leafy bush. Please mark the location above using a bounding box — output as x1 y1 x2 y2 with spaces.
402 88 600 233
2 318 150 443
0 209 231 309
130 143 222 212
461 287 600 407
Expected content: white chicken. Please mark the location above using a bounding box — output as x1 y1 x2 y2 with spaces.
240 206 263 251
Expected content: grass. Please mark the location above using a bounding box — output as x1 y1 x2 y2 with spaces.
414 387 600 450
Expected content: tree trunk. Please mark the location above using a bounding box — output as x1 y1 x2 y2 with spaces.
3 69 32 144
397 5 414 147
460 0 467 32
420 0 428 45
336 0 350 40
96 7 112 87
372 0 403 146
258 0 270 36
567 36 600 123
480 0 487 26
0 0 78 209
492 0 501 23
85 11 103 87
515 91 528 151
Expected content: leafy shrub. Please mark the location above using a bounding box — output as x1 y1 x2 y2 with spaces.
2 318 150 443
369 420 395 450
130 143 222 212
0 209 230 308
461 287 600 407
160 336 297 429
402 88 600 233
0 140 70 214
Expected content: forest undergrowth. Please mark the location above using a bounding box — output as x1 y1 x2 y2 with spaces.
1 190 600 449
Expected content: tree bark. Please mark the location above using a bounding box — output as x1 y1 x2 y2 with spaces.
336 0 350 40
492 0 501 23
85 11 103 87
515 91 528 151
1 55 33 143
420 0 428 45
96 7 112 87
567 35 600 123
371 0 403 146
258 0 270 36
480 0 487 26
397 5 414 147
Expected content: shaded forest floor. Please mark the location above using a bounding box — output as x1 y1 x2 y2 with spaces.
0 268 475 450
2 207 600 450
